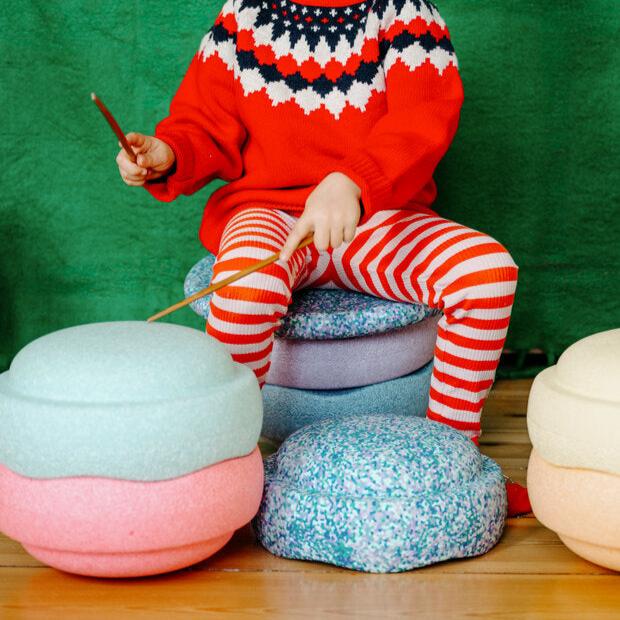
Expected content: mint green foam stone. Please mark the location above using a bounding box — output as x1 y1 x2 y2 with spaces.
0 322 262 481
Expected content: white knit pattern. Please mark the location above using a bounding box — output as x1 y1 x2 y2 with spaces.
198 0 457 118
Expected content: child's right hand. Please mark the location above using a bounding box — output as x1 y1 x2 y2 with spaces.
116 132 175 186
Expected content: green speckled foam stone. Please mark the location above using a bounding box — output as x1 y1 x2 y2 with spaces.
254 415 507 572
0 322 262 481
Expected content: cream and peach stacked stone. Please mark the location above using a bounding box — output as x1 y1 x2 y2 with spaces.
527 329 620 571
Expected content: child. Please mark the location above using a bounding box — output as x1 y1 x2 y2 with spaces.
116 0 529 513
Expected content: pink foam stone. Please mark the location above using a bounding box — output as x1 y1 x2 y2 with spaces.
0 448 264 578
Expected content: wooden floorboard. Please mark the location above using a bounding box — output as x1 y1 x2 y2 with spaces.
1 377 618 619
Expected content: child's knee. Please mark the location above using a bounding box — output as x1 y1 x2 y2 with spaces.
438 233 519 308
207 265 293 322
457 232 518 275
482 234 519 280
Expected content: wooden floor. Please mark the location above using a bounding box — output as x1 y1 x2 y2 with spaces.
1 379 619 619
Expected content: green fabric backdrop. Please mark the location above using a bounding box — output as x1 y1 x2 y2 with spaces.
1 1 619 373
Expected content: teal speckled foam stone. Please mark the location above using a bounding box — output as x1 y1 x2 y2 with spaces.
253 415 507 572
185 254 438 340
0 322 262 481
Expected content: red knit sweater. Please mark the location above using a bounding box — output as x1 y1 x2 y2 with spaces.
144 0 464 255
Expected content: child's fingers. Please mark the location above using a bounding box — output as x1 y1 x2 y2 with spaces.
119 164 147 184
144 169 164 181
330 224 344 250
312 221 330 253
116 150 148 178
117 140 139 160
125 132 148 150
118 164 148 185
280 218 313 261
119 164 146 186
136 153 155 168
120 132 149 162
344 222 357 243
123 177 146 187
120 166 148 183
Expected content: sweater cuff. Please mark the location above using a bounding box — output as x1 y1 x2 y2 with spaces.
330 151 393 217
142 130 198 202
153 129 196 183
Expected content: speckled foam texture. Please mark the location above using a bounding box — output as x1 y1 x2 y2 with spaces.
0 322 262 481
527 449 620 571
185 254 438 340
267 315 439 389
262 362 433 442
253 415 507 572
0 448 264 578
527 329 620 475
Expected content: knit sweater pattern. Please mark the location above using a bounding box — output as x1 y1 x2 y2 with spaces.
145 0 464 254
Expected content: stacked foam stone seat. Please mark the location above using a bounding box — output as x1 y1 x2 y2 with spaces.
186 254 441 442
0 322 264 577
527 328 620 571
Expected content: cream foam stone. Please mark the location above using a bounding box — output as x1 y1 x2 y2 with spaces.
527 328 620 475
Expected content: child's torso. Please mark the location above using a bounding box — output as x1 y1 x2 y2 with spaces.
196 0 443 253
204 0 390 188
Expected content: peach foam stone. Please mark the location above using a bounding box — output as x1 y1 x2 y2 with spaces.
528 449 620 571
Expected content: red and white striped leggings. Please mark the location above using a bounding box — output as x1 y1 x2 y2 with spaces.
206 207 519 442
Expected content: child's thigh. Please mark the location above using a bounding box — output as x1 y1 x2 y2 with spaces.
211 207 308 296
330 208 517 303
216 207 297 264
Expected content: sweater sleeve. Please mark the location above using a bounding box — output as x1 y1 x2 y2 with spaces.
144 0 247 202
331 0 464 216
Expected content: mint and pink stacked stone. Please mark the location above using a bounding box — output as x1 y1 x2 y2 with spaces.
0 322 264 578
185 254 441 441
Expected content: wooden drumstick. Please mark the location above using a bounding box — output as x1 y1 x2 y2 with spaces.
91 92 137 163
147 235 315 323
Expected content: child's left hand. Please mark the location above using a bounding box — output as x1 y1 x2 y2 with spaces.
280 172 362 262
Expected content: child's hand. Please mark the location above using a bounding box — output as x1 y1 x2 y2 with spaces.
280 172 361 261
116 132 175 186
